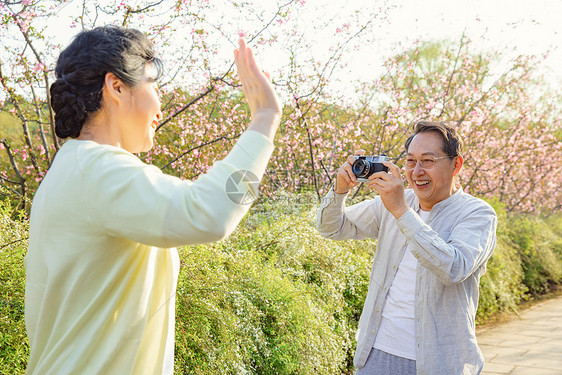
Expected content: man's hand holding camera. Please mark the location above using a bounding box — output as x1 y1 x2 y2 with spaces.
367 161 409 220
335 150 409 220
333 150 365 195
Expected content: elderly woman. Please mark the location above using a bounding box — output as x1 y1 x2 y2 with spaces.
25 25 281 375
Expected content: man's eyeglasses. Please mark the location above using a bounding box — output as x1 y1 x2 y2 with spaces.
404 155 453 169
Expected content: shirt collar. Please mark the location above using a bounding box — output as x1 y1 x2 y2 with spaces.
411 186 465 213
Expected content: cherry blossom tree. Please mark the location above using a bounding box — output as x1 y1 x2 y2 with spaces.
365 39 562 213
1 0 384 210
1 1 560 215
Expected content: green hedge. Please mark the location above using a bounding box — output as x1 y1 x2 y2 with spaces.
0 199 29 374
476 199 562 322
1 193 561 374
173 196 375 374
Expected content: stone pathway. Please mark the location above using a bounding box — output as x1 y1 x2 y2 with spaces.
476 295 562 375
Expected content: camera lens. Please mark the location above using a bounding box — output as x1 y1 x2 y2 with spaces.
352 159 370 178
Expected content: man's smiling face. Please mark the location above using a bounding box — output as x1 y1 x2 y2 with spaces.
404 131 462 211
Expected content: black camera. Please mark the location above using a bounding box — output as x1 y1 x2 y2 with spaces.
352 155 389 182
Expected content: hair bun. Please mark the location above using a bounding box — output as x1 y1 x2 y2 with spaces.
50 78 90 138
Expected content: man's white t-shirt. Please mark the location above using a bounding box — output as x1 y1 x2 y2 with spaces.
373 209 431 360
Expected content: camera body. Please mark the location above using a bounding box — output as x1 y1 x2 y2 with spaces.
352 155 389 182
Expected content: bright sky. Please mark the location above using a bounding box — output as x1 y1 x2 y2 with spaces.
324 0 562 98
3 0 561 103
375 0 561 76
245 0 561 101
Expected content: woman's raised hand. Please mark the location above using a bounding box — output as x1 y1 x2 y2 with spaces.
234 39 281 139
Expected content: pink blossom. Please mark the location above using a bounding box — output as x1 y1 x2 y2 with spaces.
33 63 45 73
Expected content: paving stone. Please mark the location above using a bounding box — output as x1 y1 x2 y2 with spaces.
478 334 505 346
509 366 562 375
492 350 562 370
479 344 528 358
525 339 562 353
481 362 515 374
492 323 558 335
489 333 543 345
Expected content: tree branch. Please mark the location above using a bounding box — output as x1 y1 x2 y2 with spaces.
159 134 240 171
155 86 215 132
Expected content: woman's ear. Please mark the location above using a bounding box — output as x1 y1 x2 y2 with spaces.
103 72 125 105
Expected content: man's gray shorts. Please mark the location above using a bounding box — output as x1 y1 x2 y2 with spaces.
355 348 416 375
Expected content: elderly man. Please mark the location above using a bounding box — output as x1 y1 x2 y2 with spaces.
317 121 497 375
